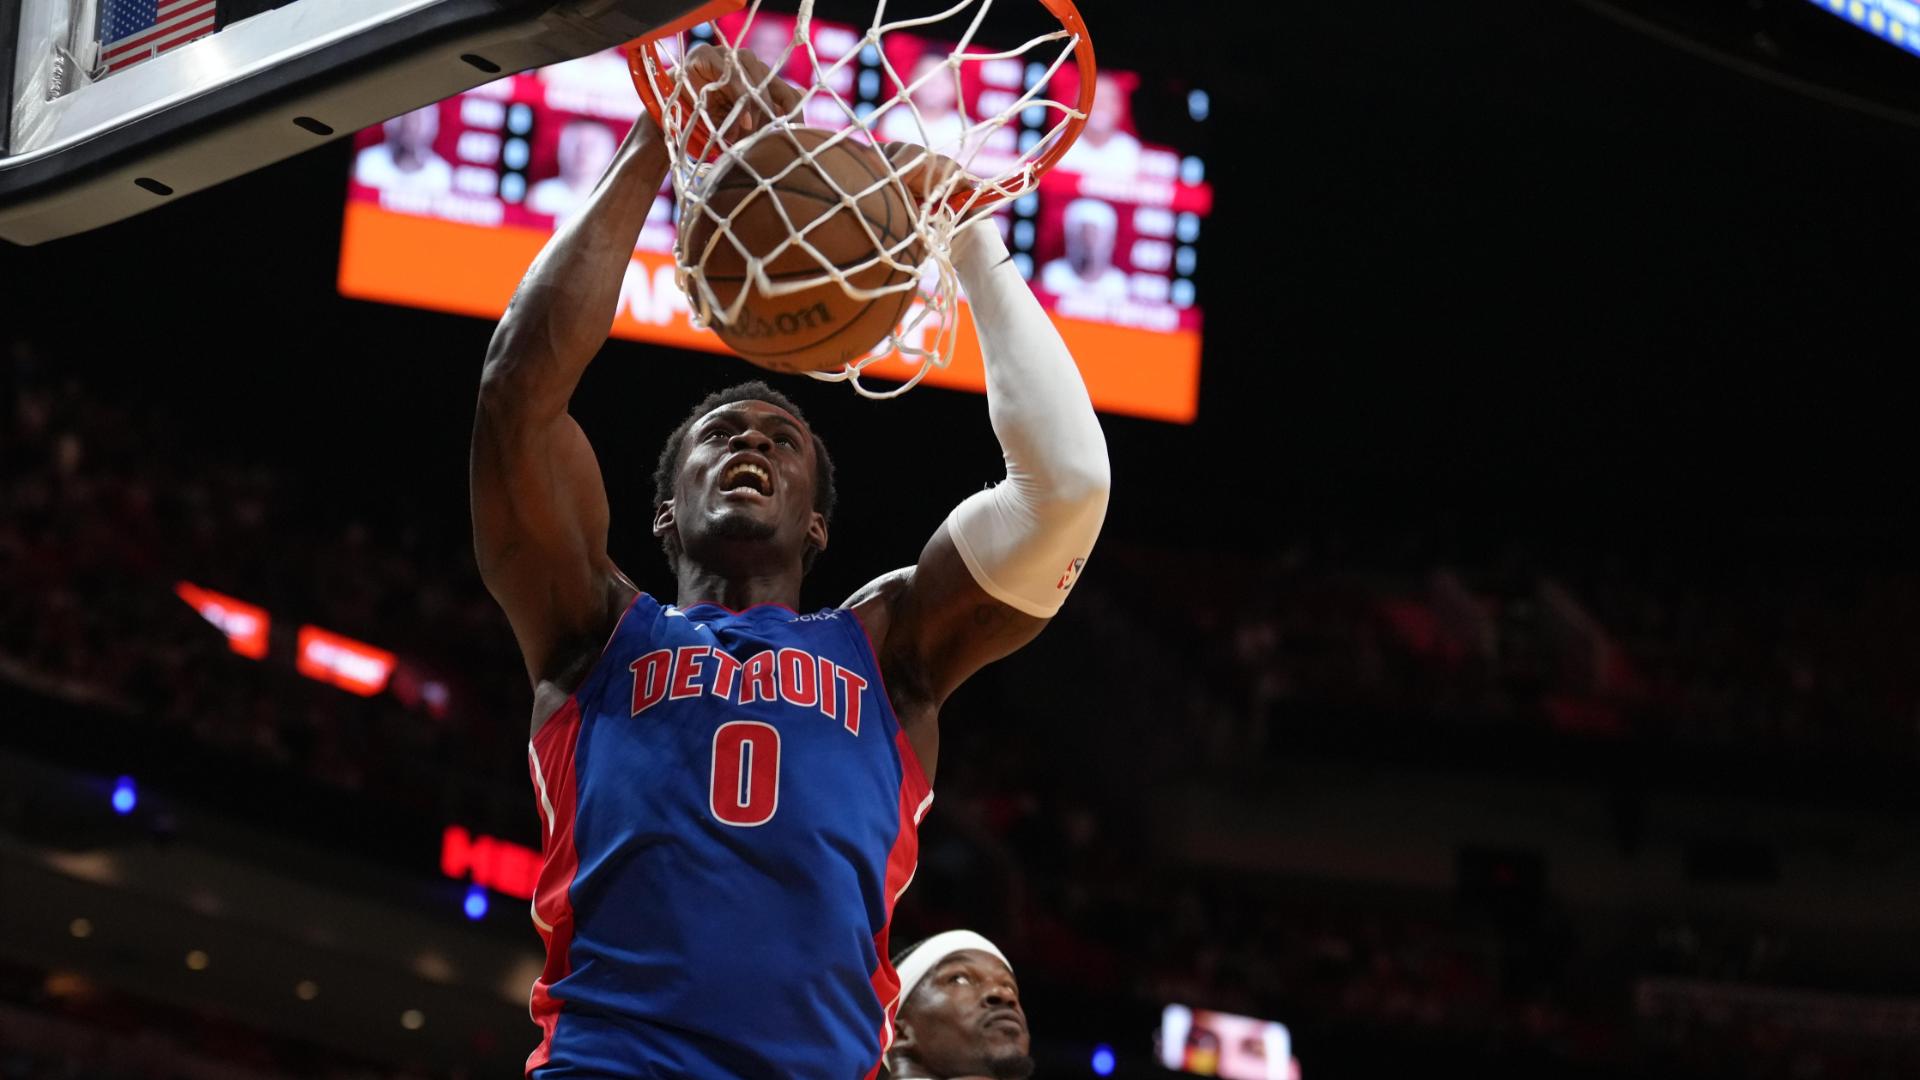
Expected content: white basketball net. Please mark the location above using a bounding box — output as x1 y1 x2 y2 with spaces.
636 0 1089 397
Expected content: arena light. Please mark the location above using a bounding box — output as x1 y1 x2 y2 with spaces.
175 585 445 710
174 582 270 659
463 883 490 921
1806 0 1920 58
440 825 540 900
1091 1044 1116 1076
295 625 396 696
110 776 136 815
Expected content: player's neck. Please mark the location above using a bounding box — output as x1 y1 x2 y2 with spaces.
886 1053 999 1080
673 564 802 612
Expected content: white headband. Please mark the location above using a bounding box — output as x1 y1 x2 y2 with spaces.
893 930 1013 1003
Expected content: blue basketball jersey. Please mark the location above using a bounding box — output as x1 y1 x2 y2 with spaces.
524 593 932 1080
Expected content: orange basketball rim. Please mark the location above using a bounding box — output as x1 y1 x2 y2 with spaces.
620 0 1097 216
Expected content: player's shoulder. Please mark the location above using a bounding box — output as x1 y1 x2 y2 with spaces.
841 566 914 612
839 567 915 655
784 605 856 626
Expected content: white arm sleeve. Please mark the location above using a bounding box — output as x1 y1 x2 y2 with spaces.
943 218 1111 619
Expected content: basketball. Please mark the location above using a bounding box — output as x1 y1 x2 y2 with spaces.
688 127 920 374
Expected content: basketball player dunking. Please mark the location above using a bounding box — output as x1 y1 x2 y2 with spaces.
470 46 1110 1079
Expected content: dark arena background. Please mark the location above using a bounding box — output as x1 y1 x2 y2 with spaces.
6 0 1920 1077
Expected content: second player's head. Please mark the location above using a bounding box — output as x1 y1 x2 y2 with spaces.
652 381 837 582
889 933 1033 1080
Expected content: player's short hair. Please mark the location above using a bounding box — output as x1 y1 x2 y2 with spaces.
891 937 929 970
653 381 837 573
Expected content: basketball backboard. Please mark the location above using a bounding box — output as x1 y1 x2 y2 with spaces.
0 0 722 244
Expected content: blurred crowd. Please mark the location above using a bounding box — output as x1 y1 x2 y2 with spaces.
1103 526 1920 769
0 340 527 816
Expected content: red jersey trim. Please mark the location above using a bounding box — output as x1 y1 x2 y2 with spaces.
865 725 935 1078
525 697 586 1075
841 602 936 1076
533 589 646 737
842 604 931 796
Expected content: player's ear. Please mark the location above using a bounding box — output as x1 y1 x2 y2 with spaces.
891 1016 917 1055
806 511 828 557
653 500 676 538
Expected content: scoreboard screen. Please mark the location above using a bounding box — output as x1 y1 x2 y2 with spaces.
336 19 1213 422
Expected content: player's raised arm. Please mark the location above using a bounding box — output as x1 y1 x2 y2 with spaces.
471 115 666 690
856 214 1112 710
475 48 803 695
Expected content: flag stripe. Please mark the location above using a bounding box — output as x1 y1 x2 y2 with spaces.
102 16 213 63
104 33 214 73
104 24 216 72
151 21 214 58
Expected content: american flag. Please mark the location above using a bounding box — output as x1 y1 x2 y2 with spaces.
97 0 219 76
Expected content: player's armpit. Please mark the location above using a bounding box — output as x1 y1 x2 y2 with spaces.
858 527 1051 709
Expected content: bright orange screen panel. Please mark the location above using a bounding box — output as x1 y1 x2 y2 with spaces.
340 202 1199 422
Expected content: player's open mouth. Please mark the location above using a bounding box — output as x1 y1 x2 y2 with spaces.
719 460 773 496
